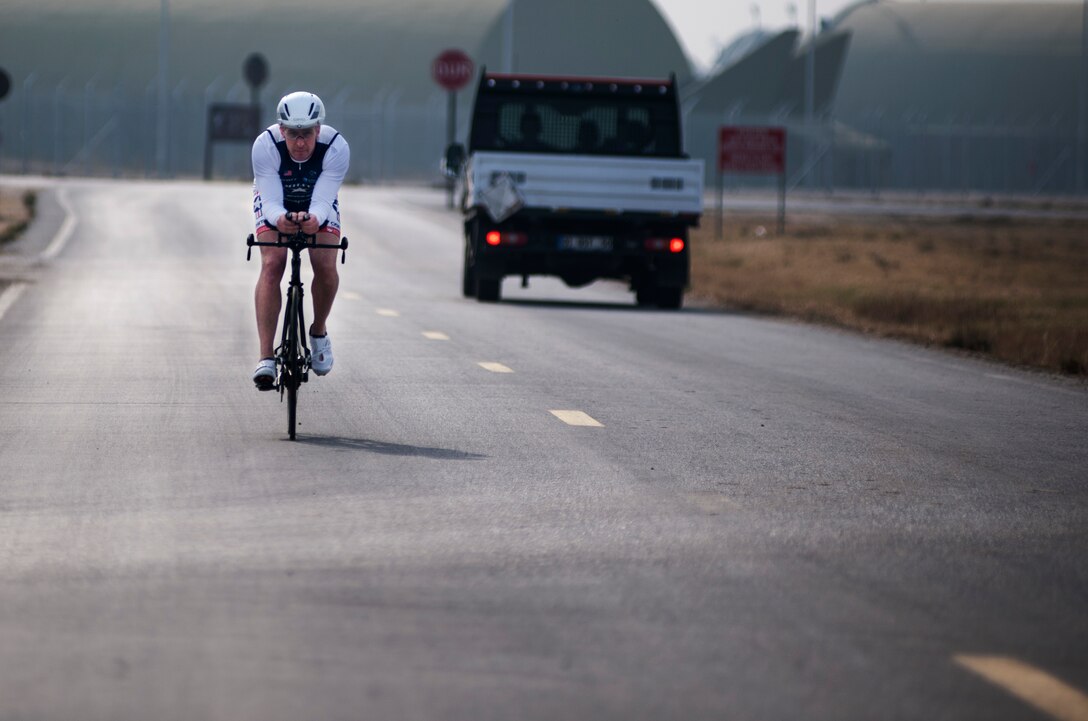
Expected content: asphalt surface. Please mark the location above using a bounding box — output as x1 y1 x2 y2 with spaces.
0 178 1086 721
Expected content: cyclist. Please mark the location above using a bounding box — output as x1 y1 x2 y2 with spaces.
250 91 350 390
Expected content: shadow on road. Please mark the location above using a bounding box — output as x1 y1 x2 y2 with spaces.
294 435 487 460
499 298 736 315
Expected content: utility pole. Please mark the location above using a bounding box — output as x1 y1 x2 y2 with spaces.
156 0 170 178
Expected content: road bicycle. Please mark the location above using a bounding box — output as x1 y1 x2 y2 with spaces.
247 228 348 440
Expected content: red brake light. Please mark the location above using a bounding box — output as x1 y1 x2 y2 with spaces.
645 237 685 252
485 231 527 247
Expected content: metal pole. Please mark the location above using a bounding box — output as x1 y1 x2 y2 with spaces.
113 81 124 177
446 90 456 208
778 170 787 234
1077 0 1087 193
156 0 170 178
502 0 515 73
83 78 95 176
805 0 816 190
21 73 35 174
53 79 66 175
716 171 723 240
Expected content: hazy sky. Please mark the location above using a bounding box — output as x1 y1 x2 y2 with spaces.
650 0 861 72
650 0 1065 72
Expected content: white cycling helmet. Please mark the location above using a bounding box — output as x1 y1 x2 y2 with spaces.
277 91 325 129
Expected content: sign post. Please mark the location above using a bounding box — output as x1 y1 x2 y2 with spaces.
0 68 10 174
243 53 268 110
717 126 788 238
204 55 269 180
431 49 474 208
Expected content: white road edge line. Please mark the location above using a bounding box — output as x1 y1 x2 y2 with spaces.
0 187 78 322
0 282 28 323
478 362 513 373
955 654 1088 721
39 187 77 263
550 410 603 427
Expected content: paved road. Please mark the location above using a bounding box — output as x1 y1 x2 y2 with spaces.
1 179 1086 721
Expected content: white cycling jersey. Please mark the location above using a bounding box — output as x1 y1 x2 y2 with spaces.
251 124 350 230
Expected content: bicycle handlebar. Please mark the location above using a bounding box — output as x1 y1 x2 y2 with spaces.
246 232 349 264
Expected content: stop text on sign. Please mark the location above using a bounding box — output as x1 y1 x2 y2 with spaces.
718 126 786 174
432 49 475 92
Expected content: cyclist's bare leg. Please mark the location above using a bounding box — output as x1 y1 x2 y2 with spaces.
308 230 340 337
255 245 288 358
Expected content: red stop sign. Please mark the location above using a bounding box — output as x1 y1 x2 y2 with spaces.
432 49 475 92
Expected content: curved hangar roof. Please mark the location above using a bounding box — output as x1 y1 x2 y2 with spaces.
830 0 1082 125
474 0 695 84
1 0 693 103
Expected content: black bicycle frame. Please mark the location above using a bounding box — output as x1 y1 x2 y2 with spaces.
246 230 348 438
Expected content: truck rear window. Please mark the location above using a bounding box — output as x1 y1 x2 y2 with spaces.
469 91 682 158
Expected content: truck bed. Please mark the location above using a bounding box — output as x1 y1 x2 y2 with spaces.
466 151 704 220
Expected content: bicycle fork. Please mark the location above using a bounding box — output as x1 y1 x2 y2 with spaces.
276 251 311 395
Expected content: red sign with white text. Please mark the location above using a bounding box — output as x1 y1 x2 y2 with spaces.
718 126 786 174
432 49 475 92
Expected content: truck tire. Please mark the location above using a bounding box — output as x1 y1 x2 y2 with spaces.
462 238 476 298
476 277 501 303
635 285 657 307
656 286 684 310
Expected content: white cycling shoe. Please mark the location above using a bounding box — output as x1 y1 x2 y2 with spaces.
310 333 333 376
252 358 276 391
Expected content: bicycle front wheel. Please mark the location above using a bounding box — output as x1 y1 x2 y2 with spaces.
285 286 303 440
287 382 298 440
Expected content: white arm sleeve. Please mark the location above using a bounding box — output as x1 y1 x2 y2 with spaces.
252 131 288 226
308 135 350 226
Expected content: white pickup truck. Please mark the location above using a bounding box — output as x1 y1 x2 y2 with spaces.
446 72 703 308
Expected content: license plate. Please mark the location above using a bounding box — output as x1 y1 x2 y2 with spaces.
557 235 613 252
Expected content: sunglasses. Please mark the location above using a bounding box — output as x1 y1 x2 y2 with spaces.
283 127 317 142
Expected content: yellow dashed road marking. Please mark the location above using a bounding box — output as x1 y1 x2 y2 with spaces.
376 308 400 317
685 492 741 514
955 655 1088 721
550 410 603 427
478 362 514 373
341 291 363 301
423 331 450 340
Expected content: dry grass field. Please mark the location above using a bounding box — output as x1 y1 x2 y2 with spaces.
0 189 34 247
691 210 1088 376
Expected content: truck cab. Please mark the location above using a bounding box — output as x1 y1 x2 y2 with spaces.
449 71 703 308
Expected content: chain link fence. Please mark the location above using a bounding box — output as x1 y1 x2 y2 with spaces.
0 77 459 185
1 77 1083 197
685 109 1082 196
